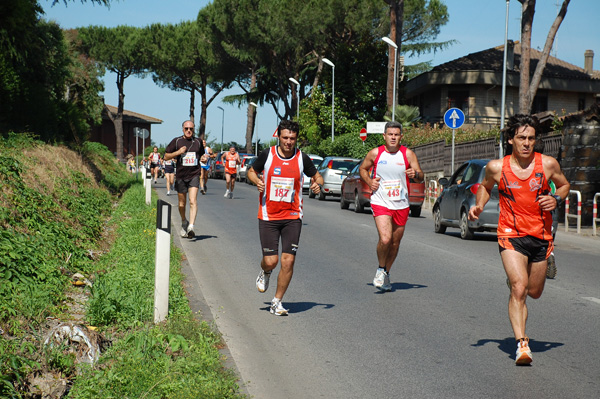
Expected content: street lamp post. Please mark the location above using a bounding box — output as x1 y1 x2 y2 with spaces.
322 58 335 142
382 36 398 122
217 106 224 152
499 0 510 158
288 77 300 121
250 102 258 155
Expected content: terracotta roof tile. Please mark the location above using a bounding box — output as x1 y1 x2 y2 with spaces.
104 104 163 124
432 41 599 81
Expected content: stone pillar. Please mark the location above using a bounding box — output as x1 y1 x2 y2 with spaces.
560 103 600 226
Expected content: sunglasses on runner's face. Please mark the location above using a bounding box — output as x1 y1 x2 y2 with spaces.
184 127 194 131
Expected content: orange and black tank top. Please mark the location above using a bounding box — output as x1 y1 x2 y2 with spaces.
498 153 553 240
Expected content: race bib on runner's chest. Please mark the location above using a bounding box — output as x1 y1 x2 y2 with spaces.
269 177 294 202
380 179 407 201
228 160 237 168
182 152 197 166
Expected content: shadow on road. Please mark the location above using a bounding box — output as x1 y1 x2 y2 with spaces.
371 282 428 293
188 234 218 242
260 301 334 314
471 337 564 358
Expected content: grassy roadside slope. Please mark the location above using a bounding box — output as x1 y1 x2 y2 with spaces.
0 134 244 398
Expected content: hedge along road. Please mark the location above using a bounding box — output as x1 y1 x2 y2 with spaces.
153 178 600 399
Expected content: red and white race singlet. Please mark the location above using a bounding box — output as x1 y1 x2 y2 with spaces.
224 152 238 174
258 147 305 221
370 145 410 210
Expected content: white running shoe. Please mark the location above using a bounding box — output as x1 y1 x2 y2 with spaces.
373 268 391 291
186 224 195 239
180 220 189 238
224 189 230 198
270 298 288 316
256 270 270 293
167 190 170 196
515 338 533 365
373 268 385 288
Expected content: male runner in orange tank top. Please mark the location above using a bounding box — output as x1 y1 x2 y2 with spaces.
469 114 570 365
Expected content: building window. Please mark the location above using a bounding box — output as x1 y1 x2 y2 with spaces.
447 90 469 112
531 92 548 114
578 97 586 111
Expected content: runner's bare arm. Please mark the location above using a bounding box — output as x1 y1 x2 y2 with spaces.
539 155 571 211
247 167 265 192
360 148 379 191
310 171 324 193
406 149 424 182
469 159 501 220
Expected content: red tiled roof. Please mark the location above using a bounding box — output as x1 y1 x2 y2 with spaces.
104 104 163 124
432 41 599 81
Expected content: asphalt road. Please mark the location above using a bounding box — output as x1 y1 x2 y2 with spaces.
154 177 600 399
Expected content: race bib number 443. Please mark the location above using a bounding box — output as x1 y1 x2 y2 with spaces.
269 177 294 202
381 179 407 201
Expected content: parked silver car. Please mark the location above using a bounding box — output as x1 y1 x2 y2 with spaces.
237 155 256 182
310 156 360 200
303 154 323 192
433 159 499 239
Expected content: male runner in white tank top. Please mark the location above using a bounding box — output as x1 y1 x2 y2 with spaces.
359 121 423 291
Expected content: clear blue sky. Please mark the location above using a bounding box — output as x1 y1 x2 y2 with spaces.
42 0 600 148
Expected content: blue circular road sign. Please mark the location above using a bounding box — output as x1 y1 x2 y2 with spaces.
444 108 465 129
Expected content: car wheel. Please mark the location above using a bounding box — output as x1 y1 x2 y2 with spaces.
460 211 475 240
546 254 557 279
318 190 326 201
340 193 349 209
309 190 315 199
433 207 446 234
354 191 364 213
410 205 421 217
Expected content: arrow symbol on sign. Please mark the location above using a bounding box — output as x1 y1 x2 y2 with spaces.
449 110 460 128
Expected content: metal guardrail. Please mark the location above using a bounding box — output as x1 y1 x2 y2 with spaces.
593 193 600 236
565 190 582 234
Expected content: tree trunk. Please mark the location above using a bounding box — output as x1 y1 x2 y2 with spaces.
246 68 257 153
518 0 534 114
527 0 570 108
386 0 404 116
114 72 125 162
189 88 195 126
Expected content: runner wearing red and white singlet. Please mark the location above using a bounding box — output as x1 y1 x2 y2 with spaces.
469 114 570 365
149 146 161 184
222 147 240 199
359 121 423 292
247 120 323 316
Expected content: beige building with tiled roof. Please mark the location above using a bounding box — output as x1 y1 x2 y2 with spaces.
90 105 163 158
405 41 600 129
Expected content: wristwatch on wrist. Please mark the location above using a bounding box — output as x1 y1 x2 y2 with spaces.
552 194 562 205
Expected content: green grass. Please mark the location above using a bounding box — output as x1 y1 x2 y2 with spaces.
0 135 244 398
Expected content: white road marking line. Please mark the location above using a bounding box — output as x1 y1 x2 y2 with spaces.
582 297 600 305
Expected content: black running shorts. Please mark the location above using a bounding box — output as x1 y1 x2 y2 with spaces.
258 219 302 256
498 236 552 263
175 175 200 194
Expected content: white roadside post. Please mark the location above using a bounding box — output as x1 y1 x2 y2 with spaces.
154 199 172 323
145 168 152 205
